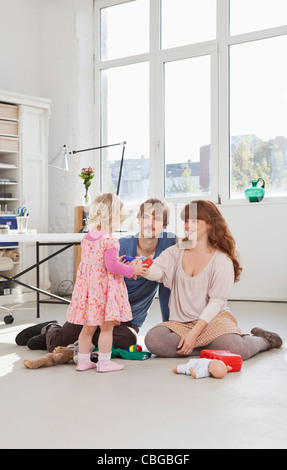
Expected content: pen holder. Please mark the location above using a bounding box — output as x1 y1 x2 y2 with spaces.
17 216 28 234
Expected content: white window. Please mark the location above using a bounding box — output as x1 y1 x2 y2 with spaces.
95 0 287 203
230 35 287 199
100 0 149 60
229 0 287 35
161 0 216 49
164 55 211 198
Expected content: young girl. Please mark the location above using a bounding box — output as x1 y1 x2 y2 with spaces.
66 193 145 372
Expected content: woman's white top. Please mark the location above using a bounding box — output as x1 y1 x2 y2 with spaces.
144 245 235 324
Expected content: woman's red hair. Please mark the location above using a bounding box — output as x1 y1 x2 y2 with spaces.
181 200 242 282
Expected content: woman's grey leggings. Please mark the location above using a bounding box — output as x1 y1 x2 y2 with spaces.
144 325 268 360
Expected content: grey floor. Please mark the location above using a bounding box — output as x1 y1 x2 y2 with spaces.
1 298 287 449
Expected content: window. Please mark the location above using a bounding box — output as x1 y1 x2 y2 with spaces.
164 55 211 197
101 62 149 201
161 0 216 49
95 0 287 203
230 0 287 36
230 35 287 198
100 0 149 61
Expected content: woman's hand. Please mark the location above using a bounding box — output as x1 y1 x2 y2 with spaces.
176 319 208 356
131 259 149 280
176 331 197 356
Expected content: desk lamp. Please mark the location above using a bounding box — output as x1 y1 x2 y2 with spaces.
49 141 126 195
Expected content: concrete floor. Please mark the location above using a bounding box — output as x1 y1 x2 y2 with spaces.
0 299 287 449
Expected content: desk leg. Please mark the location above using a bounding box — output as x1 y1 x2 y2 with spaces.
36 242 40 318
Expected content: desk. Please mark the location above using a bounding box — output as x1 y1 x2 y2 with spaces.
0 232 85 318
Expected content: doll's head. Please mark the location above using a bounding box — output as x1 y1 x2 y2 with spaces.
88 193 127 233
208 359 231 378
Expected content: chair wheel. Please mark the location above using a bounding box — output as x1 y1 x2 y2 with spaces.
4 314 14 324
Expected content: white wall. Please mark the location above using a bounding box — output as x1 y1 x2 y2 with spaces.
161 199 287 302
220 202 287 302
38 0 95 291
0 0 95 292
0 0 286 301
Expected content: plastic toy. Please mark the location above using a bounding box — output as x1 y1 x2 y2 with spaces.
122 256 153 268
122 256 153 276
93 345 151 361
200 349 243 372
126 344 142 352
172 358 231 379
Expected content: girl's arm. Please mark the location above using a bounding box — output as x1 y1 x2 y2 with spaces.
104 248 135 278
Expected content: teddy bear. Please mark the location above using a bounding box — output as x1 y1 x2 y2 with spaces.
0 249 19 262
23 346 74 369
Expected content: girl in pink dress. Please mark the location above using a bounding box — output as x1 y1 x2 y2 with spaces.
66 193 145 372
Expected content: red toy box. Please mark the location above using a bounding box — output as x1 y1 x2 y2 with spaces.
200 349 243 372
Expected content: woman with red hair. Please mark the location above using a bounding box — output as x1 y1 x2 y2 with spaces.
143 200 282 359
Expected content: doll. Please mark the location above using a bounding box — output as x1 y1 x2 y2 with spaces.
172 358 232 379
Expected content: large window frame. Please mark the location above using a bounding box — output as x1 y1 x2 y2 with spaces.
94 0 287 205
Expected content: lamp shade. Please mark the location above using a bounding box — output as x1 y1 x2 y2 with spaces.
49 145 69 171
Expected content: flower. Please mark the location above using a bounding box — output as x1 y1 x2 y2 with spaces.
79 166 95 185
79 166 95 203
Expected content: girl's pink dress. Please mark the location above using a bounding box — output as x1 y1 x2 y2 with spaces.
66 231 133 326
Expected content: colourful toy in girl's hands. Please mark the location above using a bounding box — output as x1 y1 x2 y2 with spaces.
126 344 142 352
122 256 135 263
122 256 153 276
141 257 153 269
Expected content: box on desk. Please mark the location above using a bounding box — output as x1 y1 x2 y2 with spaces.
0 215 18 247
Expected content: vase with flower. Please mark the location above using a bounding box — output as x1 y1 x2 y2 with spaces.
79 166 95 206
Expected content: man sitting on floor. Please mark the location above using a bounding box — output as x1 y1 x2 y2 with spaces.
16 198 176 351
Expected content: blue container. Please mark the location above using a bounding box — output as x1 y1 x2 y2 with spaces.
0 215 18 247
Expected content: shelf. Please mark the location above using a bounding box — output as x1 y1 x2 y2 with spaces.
0 245 19 249
0 182 18 185
0 133 19 138
0 150 19 154
0 117 19 122
0 198 19 201
0 164 18 169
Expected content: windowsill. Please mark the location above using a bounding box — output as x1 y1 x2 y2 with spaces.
220 197 287 207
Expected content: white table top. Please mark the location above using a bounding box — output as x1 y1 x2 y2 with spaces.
0 231 85 243
0 229 130 243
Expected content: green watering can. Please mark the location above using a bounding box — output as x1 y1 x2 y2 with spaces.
244 178 265 203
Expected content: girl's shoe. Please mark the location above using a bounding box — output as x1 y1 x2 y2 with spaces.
76 361 98 371
97 361 124 372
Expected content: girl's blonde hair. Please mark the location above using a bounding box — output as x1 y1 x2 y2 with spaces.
88 193 127 232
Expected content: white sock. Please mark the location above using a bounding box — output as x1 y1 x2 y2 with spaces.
78 353 91 364
98 352 111 363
